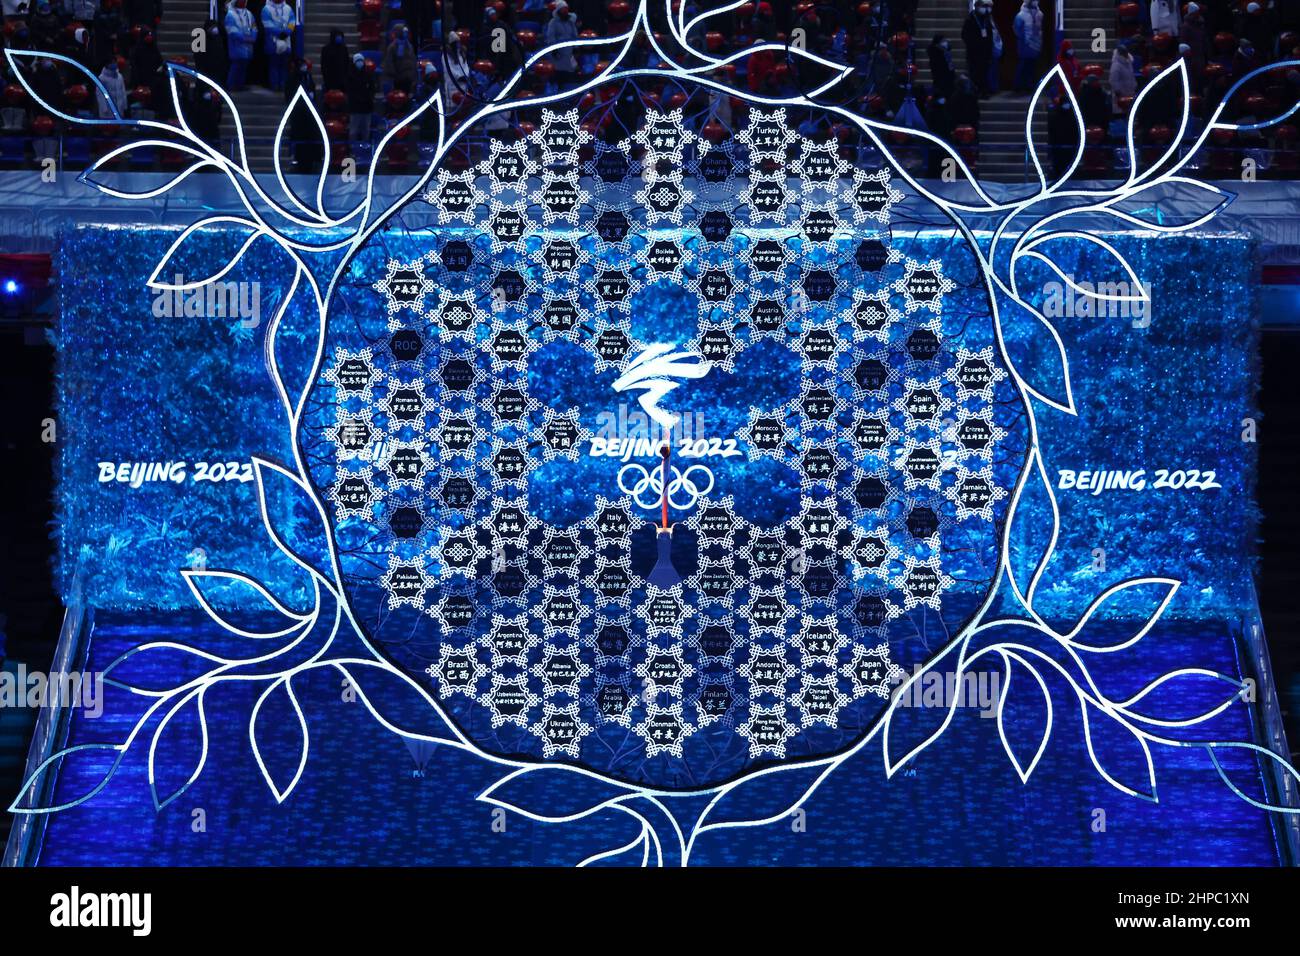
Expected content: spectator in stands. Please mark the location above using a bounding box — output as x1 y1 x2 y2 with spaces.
1056 38 1080 93
962 1 995 97
90 1 120 73
284 55 321 169
262 0 297 92
443 28 471 102
1151 0 1180 37
5 20 32 51
1239 1 1271 54
195 18 228 84
924 92 953 176
988 2 1005 94
545 1 579 88
1141 53 1183 121
320 28 348 92
479 3 501 55
1110 42 1136 113
151 59 179 120
1 0 29 18
1080 71 1110 127
950 72 981 128
95 56 126 117
1180 3 1207 75
868 40 894 92
1013 0 1044 93
417 59 438 101
346 52 375 145
1234 35 1260 79
68 0 100 22
129 29 161 88
1046 96 1077 178
62 25 93 69
519 0 547 20
189 86 221 143
29 1 60 51
224 0 256 91
284 53 313 101
381 23 415 93
30 56 63 116
928 35 955 99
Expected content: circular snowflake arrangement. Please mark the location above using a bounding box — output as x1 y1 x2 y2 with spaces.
315 105 1017 782
10 3 1300 865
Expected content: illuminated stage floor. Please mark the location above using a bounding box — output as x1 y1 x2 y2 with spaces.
30 612 1288 866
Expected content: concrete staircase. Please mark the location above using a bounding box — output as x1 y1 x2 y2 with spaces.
303 0 362 72
1058 0 1115 72
157 0 361 171
911 0 1114 181
912 0 977 84
155 0 213 68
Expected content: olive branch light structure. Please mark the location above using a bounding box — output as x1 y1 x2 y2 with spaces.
6 0 1300 866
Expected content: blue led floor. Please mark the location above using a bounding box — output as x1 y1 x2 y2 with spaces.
30 611 1287 866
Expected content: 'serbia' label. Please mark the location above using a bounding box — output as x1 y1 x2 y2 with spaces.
98 460 254 487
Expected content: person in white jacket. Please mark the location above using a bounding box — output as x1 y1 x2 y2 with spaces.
1150 0 1180 36
225 0 258 91
1013 0 1044 92
545 1 579 83
96 60 127 119
442 30 472 106
261 0 298 92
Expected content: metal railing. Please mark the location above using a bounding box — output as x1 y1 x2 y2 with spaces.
1237 580 1300 866
1 559 94 868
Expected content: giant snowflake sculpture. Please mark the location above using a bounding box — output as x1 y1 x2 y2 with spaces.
7 0 1300 867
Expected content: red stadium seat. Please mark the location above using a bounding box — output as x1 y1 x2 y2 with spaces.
385 89 410 114
64 84 90 108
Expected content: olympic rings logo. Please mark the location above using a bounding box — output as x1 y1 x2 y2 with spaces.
617 462 716 511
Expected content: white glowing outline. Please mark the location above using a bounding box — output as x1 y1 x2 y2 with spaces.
8 4 1300 868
